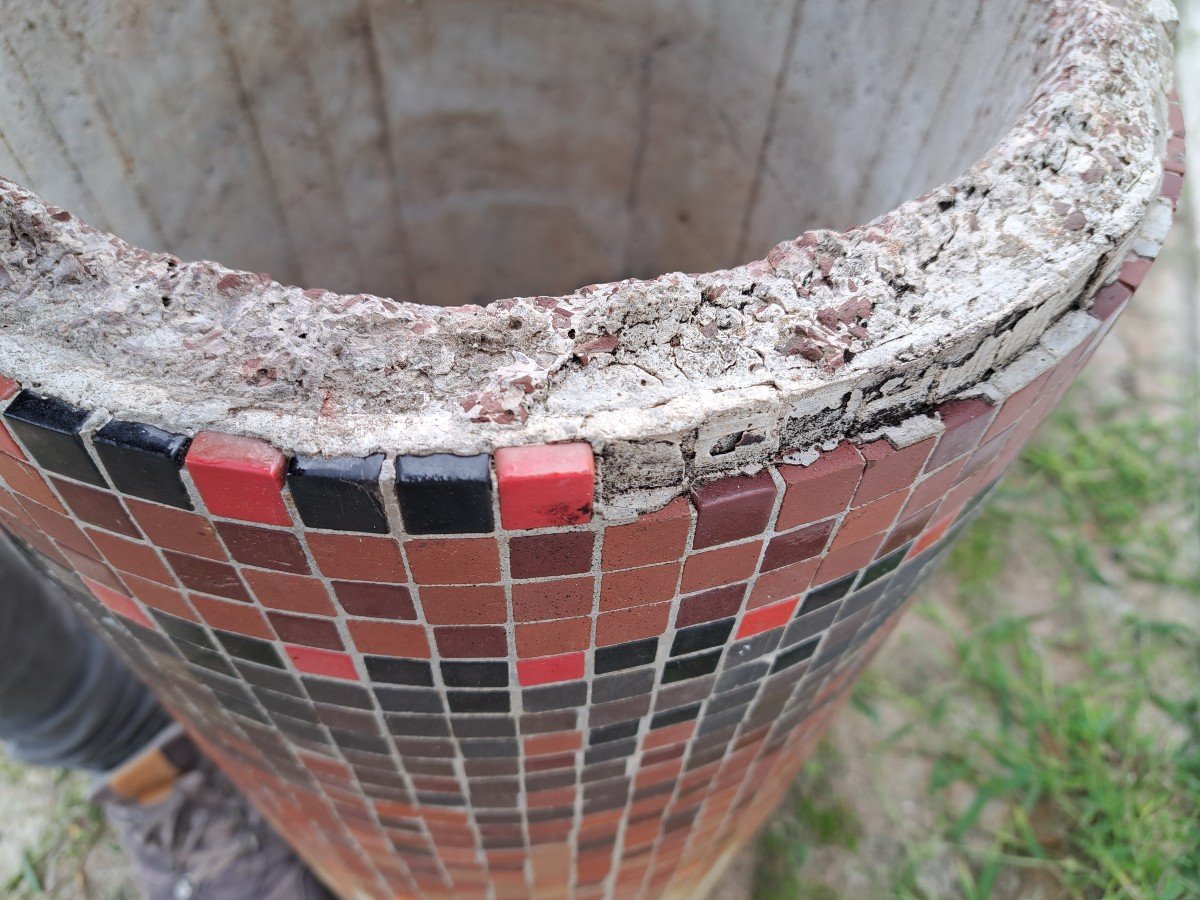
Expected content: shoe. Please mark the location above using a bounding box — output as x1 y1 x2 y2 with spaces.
91 725 335 900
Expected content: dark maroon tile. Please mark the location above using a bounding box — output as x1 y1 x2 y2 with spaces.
675 583 745 628
760 519 835 572
163 551 250 602
216 521 310 574
332 581 416 620
268 612 345 650
690 471 776 549
434 626 509 659
52 479 141 538
509 532 595 579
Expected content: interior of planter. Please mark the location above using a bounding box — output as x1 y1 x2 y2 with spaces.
0 0 1049 306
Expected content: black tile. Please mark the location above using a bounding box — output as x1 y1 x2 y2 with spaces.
771 636 819 674
661 648 723 684
447 690 510 714
93 420 192 508
650 703 701 730
375 686 445 714
366 657 434 687
723 629 782 667
215 631 284 668
331 729 392 755
654 675 718 712
523 681 587 712
784 603 839 646
592 668 655 704
386 714 451 737
180 645 236 678
302 676 373 708
460 738 519 758
670 617 735 657
520 710 577 734
236 661 304 695
150 610 212 648
716 660 769 694
594 637 657 675
3 391 106 485
287 454 389 534
707 683 758 716
394 454 493 535
584 739 636 765
440 661 508 689
860 545 909 586
801 572 856 613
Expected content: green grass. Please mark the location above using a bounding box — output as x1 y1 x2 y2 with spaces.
752 386 1200 899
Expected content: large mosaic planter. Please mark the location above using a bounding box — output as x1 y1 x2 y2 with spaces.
0 1 1184 897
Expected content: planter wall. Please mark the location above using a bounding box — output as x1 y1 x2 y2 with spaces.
0 1 1184 897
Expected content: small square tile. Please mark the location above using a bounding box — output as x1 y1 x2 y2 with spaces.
882 505 937 556
288 454 389 534
268 612 344 650
761 518 834 572
495 443 594 530
286 645 360 680
190 594 273 638
185 432 290 526
599 562 678 611
124 573 193 618
83 577 152 628
0 454 65 511
52 479 141 537
331 581 415 620
126 499 226 559
366 657 435 686
679 541 761 593
376 686 444 714
592 668 655 703
518 653 585 687
305 533 407 582
93 420 192 508
669 618 734 657
831 489 907 549
433 626 508 658
650 704 701 730
736 597 800 640
243 570 337 615
512 576 593 621
860 544 909 585
514 617 591 658
595 603 670 647
448 691 510 714
509 532 594 579
690 471 776 549
86 529 172 584
216 631 286 668
406 537 500 585
853 438 934 506
419 585 506 625
394 454 494 535
675 583 744 628
771 637 818 674
777 442 864 530
661 650 722 684
164 551 250 602
799 573 856 613
347 620 430 658
746 558 819 609
601 497 691 571
441 661 509 688
925 398 996 471
3 391 107 486
216 521 310 574
302 677 372 709
522 682 587 713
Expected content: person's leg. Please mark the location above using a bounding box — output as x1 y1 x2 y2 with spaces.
0 531 171 771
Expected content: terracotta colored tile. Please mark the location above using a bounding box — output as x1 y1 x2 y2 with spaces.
518 652 585 687
909 515 954 558
126 499 227 559
832 489 907 550
266 612 343 650
330 581 414 620
523 732 582 756
853 438 934 505
215 521 310 574
59 545 122 590
434 626 508 658
925 398 996 471
20 501 97 557
814 533 886 584
512 577 594 622
83 577 153 629
0 420 26 460
285 645 360 680
0 455 64 512
903 458 967 517
509 531 594 579
164 550 250 602
190 593 273 638
419 585 507 625
347 620 430 658
405 537 500 585
601 497 691 571
185 431 291 526
599 562 679 612
676 583 744 628
85 528 173 584
495 443 594 530
882 503 938 555
242 569 337 615
736 597 800 639
120 572 195 620
50 478 141 538
679 541 761 593
746 557 819 610
1089 280 1132 323
595 602 671 647
760 519 834 572
306 533 407 583
776 442 864 530
690 471 776 550
515 617 591 657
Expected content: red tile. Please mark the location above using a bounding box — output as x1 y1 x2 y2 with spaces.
405 537 499 585
925 398 996 471
736 597 800 639
495 443 594 530
599 562 679 611
126 499 227 559
1116 255 1152 291
0 376 18 400
433 626 508 658
306 533 407 582
346 620 430 658
83 577 153 629
690 471 776 549
515 617 591 657
285 645 360 680
814 533 885 584
243 569 337 615
121 573 194 619
419 585 507 625
185 432 290 526
909 515 954 558
596 602 671 646
512 576 594 622
853 438 934 505
904 459 966 517
776 442 864 530
601 497 691 571
190 593 274 638
680 541 761 593
509 531 595 579
0 421 26 460
518 652 586 686
746 557 819 609
1089 281 1132 322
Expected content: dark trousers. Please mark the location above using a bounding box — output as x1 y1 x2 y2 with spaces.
0 532 170 771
